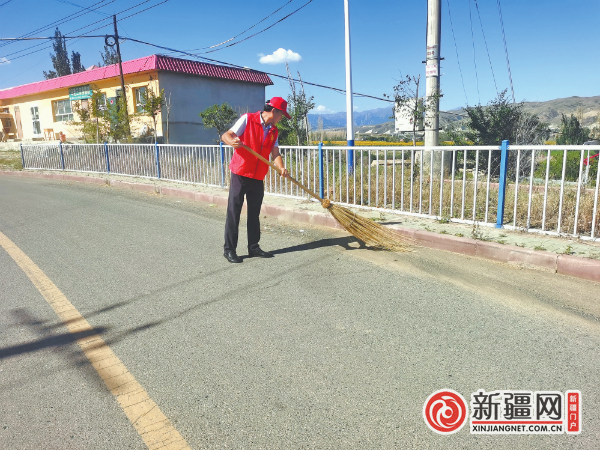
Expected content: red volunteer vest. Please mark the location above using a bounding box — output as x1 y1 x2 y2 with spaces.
229 111 279 180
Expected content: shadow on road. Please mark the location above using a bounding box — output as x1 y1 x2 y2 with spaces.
265 236 366 257
0 308 108 360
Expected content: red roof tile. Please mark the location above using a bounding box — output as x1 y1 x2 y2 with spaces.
0 55 273 100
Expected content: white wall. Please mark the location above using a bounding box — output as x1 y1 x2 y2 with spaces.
158 72 267 145
395 101 424 133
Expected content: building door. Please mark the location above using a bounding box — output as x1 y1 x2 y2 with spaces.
30 106 41 137
14 106 23 139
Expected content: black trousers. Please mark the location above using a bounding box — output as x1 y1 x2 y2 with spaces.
224 172 264 253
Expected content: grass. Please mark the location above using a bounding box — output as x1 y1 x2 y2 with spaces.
0 150 22 170
277 148 600 238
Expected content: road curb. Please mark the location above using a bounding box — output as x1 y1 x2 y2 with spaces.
2 170 599 283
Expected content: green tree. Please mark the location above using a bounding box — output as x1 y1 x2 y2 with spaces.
98 45 119 67
138 87 166 143
556 114 589 145
199 103 239 143
463 90 548 177
70 85 111 143
276 116 296 146
71 51 85 73
43 28 71 79
464 90 522 145
280 67 315 146
106 94 132 142
535 115 593 183
283 90 315 146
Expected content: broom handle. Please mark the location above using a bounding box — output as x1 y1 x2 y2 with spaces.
239 144 323 202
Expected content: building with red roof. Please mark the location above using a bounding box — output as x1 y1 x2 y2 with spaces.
0 54 273 144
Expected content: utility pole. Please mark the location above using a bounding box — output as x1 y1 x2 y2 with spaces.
424 0 441 167
113 14 130 136
344 0 354 173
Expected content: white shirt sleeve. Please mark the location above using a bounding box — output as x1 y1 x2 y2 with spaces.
229 114 248 136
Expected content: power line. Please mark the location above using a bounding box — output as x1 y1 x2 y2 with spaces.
1 29 472 117
474 0 498 95
195 0 294 51
119 0 170 21
0 0 112 49
0 0 14 7
497 0 515 103
445 0 468 105
123 36 393 103
468 0 481 104
0 0 166 61
52 0 112 17
0 36 111 41
200 0 314 54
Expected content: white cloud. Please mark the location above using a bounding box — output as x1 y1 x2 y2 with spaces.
313 105 334 114
258 48 302 65
0 57 11 65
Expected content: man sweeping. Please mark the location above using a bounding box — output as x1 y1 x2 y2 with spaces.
221 97 291 263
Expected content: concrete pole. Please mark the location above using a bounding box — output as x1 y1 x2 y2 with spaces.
424 0 442 171
344 0 354 172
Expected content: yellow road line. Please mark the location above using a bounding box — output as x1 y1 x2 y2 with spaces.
0 230 193 450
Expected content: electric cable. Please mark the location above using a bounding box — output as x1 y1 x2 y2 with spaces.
0 0 112 49
0 0 166 61
445 0 468 105
468 0 481 104
199 0 314 54
497 0 515 102
194 0 294 51
474 0 498 95
1 29 471 118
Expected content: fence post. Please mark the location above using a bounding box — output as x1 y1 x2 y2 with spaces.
319 142 324 199
219 141 225 188
496 139 510 228
104 142 110 173
59 141 65 170
155 141 161 179
20 143 25 169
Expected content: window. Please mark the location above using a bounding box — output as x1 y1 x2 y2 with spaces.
54 99 73 122
135 86 147 112
96 93 107 110
31 106 41 135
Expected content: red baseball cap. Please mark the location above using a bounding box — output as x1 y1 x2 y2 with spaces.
268 96 291 119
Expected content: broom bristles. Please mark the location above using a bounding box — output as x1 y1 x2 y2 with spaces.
326 203 415 252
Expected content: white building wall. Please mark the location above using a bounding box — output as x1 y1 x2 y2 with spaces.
395 100 424 133
157 72 267 145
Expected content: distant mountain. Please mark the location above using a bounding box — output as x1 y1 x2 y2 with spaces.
308 107 393 130
308 95 600 133
520 96 600 127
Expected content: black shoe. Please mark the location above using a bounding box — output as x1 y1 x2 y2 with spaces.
224 250 242 263
248 247 274 258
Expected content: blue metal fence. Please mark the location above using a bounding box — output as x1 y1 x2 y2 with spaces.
20 142 600 240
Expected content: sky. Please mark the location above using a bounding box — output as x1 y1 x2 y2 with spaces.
0 0 598 116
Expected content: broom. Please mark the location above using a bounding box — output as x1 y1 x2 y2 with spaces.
239 144 413 252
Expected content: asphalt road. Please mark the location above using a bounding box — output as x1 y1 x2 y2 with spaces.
1 176 599 450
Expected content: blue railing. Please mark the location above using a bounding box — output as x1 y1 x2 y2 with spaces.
20 142 600 239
